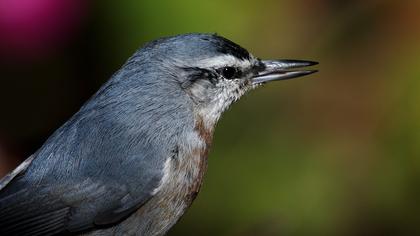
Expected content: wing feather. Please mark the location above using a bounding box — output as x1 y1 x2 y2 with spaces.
0 153 168 235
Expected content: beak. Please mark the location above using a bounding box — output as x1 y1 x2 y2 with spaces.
252 60 318 85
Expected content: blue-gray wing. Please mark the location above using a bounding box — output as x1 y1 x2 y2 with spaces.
0 155 35 191
0 123 169 236
0 56 188 235
0 154 167 236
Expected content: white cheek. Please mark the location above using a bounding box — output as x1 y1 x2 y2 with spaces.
188 79 212 102
197 80 246 127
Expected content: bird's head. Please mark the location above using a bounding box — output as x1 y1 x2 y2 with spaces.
131 33 318 128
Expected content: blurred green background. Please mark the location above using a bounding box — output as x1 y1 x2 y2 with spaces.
1 0 420 235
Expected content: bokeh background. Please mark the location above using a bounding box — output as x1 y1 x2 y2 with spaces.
1 0 420 235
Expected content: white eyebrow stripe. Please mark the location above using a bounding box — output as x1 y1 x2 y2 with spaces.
194 55 252 68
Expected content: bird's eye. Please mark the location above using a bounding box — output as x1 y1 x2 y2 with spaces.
220 67 237 79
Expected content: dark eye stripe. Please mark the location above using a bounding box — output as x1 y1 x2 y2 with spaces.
220 67 237 79
181 67 218 88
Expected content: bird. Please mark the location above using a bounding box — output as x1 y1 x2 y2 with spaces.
0 33 318 236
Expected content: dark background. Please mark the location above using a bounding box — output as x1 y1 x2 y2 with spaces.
1 0 419 235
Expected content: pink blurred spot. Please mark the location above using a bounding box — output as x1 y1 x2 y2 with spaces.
0 0 87 58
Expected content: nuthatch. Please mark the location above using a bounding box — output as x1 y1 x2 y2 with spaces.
0 33 317 236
